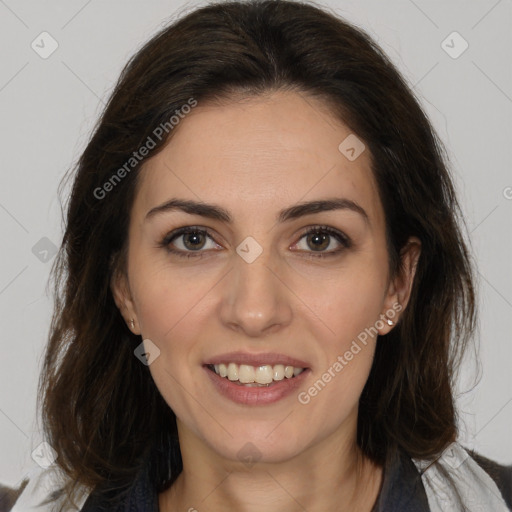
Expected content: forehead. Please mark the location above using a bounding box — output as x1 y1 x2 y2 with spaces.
133 90 383 228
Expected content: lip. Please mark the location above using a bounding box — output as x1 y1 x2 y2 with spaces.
203 351 310 368
204 365 311 405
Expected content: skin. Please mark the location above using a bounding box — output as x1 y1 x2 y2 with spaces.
111 90 421 512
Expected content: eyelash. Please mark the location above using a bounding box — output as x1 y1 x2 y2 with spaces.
158 225 351 260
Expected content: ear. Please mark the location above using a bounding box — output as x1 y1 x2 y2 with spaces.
377 236 421 335
110 267 141 335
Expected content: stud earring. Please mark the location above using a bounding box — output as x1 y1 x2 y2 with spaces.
130 319 135 330
386 318 394 326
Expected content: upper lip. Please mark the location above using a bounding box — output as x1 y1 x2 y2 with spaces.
203 351 310 368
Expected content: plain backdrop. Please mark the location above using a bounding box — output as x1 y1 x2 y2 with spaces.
0 0 511 487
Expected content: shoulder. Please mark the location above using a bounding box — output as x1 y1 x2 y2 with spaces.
7 466 90 512
11 453 158 512
0 478 28 511
79 458 159 512
412 442 512 511
468 448 512 509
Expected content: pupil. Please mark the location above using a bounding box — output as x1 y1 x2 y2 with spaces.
308 233 329 251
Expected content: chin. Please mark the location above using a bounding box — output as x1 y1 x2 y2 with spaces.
200 424 307 465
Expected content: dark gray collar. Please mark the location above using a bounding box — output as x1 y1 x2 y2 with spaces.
82 447 430 511
371 448 430 512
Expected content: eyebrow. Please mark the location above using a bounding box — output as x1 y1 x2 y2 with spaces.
145 197 369 225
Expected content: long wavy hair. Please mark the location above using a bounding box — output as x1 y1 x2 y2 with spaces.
38 0 477 508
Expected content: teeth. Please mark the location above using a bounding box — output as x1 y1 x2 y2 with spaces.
227 363 239 381
218 363 228 378
239 364 255 383
211 362 305 384
273 364 285 380
255 365 273 384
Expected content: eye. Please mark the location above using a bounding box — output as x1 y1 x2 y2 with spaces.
291 225 351 258
159 227 221 258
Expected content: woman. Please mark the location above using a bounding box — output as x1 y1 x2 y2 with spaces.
18 0 511 510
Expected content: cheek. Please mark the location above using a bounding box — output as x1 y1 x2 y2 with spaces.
292 255 386 401
296 286 382 426
129 263 213 398
293 255 387 341
133 277 205 423
131 257 213 341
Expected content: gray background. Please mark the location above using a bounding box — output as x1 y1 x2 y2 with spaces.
0 0 511 487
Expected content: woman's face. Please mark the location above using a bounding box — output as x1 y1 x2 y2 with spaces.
112 90 419 465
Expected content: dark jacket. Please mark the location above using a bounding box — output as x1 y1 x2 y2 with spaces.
78 448 512 512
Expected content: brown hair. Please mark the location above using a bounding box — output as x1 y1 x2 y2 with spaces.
38 0 476 508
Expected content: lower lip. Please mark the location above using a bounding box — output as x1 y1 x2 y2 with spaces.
204 366 310 405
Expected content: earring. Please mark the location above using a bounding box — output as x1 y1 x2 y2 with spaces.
130 319 135 330
386 318 394 326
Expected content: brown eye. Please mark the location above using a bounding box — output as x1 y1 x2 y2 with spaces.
159 227 221 258
181 231 207 250
306 232 330 251
292 226 351 258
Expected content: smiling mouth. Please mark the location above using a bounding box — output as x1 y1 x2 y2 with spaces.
206 363 306 387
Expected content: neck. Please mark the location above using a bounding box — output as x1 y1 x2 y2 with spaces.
159 422 383 512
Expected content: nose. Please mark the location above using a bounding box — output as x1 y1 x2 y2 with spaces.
218 247 293 337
